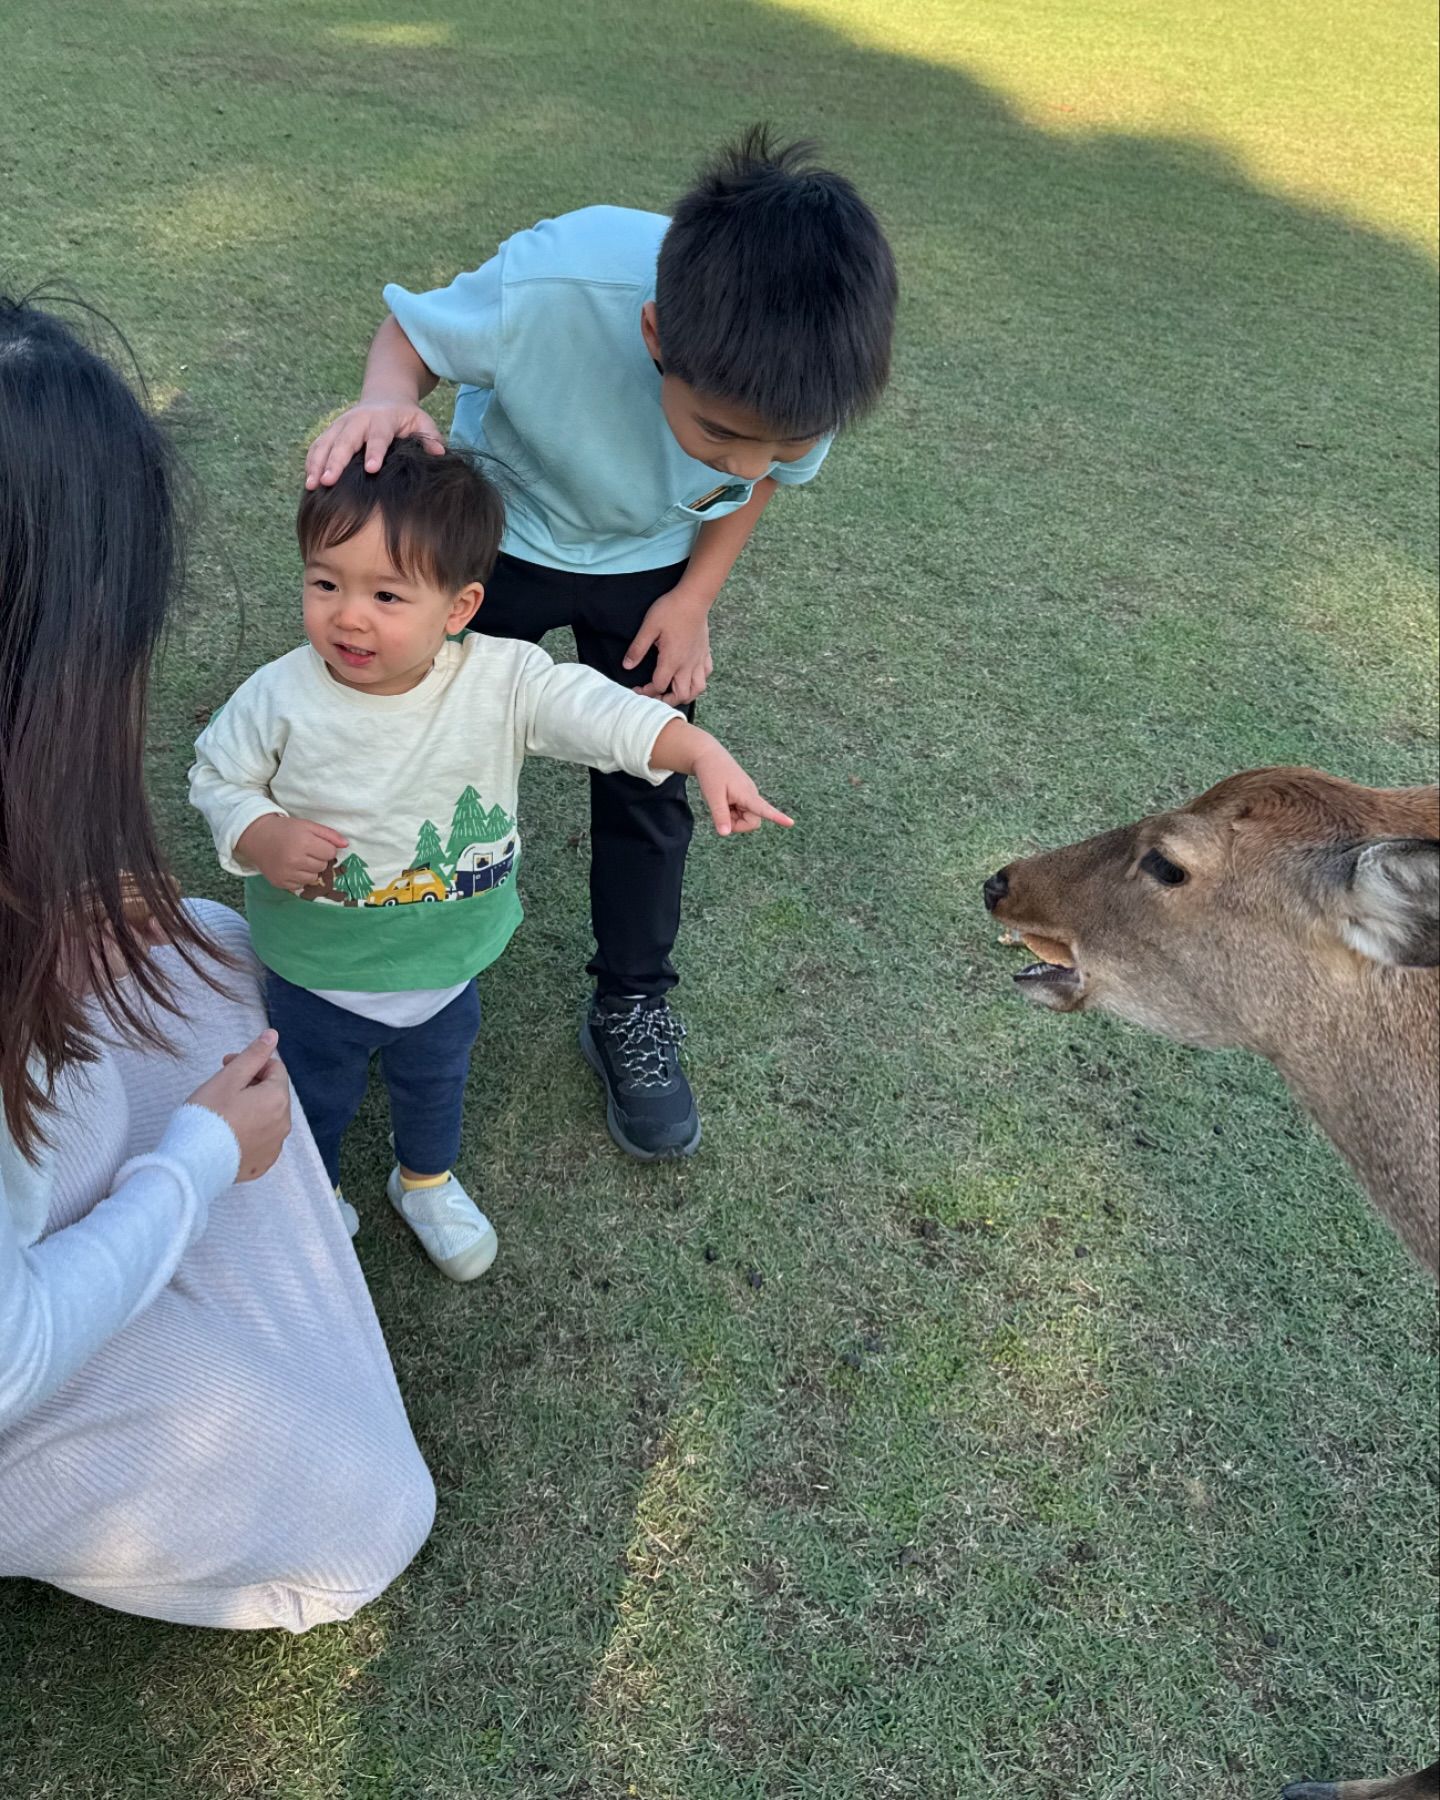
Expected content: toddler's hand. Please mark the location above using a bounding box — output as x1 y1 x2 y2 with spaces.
691 746 794 838
236 815 349 895
305 402 445 489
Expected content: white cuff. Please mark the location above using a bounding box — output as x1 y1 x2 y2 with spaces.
116 1103 242 1207
632 698 685 787
218 800 288 877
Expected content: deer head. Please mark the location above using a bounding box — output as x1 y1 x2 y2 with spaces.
983 768 1439 1057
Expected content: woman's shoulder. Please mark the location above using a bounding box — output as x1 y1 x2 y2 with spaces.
178 897 253 959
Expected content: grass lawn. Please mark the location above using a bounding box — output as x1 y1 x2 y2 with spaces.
2 2 1437 1795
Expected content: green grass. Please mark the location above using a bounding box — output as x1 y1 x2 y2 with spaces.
2 2 1437 1795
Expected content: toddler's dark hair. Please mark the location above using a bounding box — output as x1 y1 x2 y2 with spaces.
656 125 897 439
296 436 505 591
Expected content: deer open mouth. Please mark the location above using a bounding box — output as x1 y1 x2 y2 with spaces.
1007 932 1085 1004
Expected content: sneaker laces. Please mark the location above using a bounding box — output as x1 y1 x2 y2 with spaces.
599 998 686 1090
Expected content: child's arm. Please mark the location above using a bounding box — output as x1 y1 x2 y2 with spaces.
233 816 351 895
515 651 791 837
307 258 505 489
190 699 349 894
624 480 777 706
305 318 445 490
648 718 792 838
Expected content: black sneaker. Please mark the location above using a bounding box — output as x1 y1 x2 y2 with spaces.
580 993 701 1160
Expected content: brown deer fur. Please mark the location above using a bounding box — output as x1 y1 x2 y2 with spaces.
985 768 1439 1800
987 768 1438 1272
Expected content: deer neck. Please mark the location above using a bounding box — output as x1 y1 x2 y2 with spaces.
1265 966 1439 1276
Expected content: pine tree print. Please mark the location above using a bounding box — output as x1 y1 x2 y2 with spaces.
334 853 374 907
412 819 445 874
445 785 489 864
479 801 515 842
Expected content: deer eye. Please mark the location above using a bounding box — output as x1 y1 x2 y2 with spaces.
1140 848 1188 887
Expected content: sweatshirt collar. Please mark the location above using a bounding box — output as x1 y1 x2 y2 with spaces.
303 638 466 709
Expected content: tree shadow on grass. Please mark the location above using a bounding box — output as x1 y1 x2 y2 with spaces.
1 0 1437 1795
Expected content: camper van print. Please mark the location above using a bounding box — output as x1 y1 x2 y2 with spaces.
451 837 517 898
298 788 519 909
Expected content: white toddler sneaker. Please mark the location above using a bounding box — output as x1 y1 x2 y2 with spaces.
334 1189 360 1238
386 1167 498 1283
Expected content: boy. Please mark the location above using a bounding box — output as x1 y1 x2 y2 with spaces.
305 127 897 1160
189 441 790 1281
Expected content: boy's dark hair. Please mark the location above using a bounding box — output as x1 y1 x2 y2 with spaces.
656 125 897 439
296 436 505 591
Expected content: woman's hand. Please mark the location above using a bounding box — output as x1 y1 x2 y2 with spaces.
186 1030 292 1183
623 589 714 705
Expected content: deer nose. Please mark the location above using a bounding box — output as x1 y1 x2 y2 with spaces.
983 868 1010 913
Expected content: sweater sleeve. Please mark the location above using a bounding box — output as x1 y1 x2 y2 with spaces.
0 1105 240 1432
514 649 677 783
188 677 289 876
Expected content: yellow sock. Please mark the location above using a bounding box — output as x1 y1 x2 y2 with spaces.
399 1169 450 1191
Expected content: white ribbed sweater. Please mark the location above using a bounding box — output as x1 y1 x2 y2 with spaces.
0 1075 239 1433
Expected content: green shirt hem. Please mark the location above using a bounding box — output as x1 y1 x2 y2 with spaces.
245 875 523 989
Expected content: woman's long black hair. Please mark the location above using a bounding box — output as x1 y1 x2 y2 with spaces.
1 292 220 1155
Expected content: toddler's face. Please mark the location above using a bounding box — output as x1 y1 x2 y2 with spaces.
302 514 481 696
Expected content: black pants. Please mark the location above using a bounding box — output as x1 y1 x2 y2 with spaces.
472 552 694 1000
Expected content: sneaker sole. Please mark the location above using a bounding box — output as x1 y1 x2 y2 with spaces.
579 1019 702 1161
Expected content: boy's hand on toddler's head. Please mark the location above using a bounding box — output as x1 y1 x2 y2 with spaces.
625 589 714 706
691 746 794 839
235 814 349 895
305 402 446 490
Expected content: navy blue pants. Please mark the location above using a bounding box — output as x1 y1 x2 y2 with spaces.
265 972 481 1188
473 552 695 999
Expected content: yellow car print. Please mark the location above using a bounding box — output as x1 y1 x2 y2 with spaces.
365 866 449 907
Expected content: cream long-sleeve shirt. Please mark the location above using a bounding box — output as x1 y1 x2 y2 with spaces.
189 635 677 994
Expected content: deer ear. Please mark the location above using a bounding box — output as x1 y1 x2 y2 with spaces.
1333 838 1440 967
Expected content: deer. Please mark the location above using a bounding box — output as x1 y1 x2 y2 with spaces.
983 766 1439 1800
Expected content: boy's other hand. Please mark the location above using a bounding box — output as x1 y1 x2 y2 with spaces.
236 814 349 894
691 745 793 838
624 588 714 706
305 402 445 489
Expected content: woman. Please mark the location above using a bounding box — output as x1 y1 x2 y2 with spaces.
0 294 435 1630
